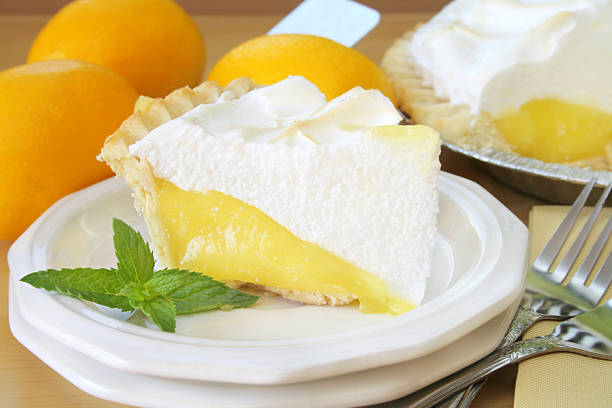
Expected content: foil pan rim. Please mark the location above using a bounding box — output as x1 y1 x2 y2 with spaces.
443 140 612 186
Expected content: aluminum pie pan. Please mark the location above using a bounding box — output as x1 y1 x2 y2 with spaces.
442 140 612 205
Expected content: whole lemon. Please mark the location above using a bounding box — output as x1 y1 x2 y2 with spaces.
0 60 138 240
28 0 205 98
207 34 396 104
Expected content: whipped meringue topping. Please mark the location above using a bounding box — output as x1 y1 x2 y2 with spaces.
409 0 612 115
131 76 401 152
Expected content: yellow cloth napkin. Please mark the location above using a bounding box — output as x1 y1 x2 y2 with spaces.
514 206 612 408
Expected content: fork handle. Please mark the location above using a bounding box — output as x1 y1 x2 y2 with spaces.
430 375 485 408
499 305 543 346
431 305 542 408
390 335 564 408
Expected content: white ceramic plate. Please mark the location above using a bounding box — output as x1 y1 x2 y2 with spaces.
8 172 528 385
9 277 519 408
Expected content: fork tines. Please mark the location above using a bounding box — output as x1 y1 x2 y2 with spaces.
534 179 612 303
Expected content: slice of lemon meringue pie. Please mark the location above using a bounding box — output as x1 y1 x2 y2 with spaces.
99 76 440 314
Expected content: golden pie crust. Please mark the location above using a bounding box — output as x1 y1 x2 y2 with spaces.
98 77 355 307
382 29 612 171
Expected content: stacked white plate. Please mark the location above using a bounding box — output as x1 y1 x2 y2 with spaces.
8 172 528 408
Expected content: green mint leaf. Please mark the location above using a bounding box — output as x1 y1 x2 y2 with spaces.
21 268 133 312
21 219 258 334
131 296 176 332
117 282 151 301
112 218 155 286
146 269 259 315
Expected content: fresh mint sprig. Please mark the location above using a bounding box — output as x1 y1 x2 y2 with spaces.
21 218 259 332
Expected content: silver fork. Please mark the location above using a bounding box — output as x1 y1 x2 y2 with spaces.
389 296 612 408
379 179 612 408
437 180 612 408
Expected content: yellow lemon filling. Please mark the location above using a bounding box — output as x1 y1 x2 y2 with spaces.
495 99 612 163
155 178 413 314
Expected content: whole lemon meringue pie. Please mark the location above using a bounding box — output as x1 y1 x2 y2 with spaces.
383 0 612 170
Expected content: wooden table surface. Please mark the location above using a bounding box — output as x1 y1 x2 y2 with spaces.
0 13 545 408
